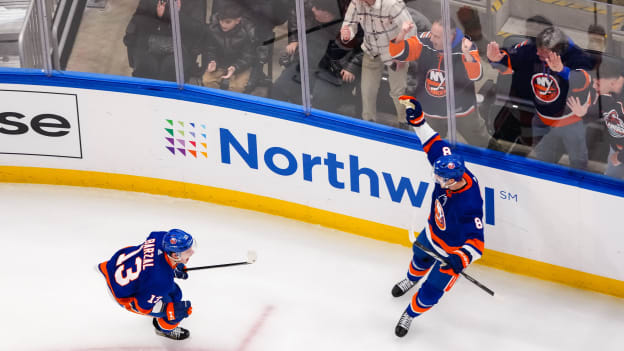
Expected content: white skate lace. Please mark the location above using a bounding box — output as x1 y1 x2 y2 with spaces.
398 312 413 329
397 278 415 292
168 327 183 338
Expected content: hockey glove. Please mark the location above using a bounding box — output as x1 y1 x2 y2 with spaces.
398 95 424 126
443 249 471 274
174 263 188 280
165 300 192 321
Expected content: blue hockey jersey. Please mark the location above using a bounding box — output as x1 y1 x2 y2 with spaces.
419 132 485 264
98 231 178 316
490 38 593 127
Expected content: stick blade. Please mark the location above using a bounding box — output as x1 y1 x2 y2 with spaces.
247 250 257 263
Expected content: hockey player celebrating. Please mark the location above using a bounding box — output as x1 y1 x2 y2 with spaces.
98 229 195 340
392 96 485 337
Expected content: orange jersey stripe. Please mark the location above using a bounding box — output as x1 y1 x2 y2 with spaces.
463 51 482 80
465 238 485 253
447 173 473 195
428 224 462 253
410 293 432 314
423 135 442 153
572 69 591 93
499 50 513 75
536 112 582 127
409 262 431 277
99 261 152 315
404 36 423 61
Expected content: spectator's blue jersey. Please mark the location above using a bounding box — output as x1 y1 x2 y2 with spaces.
98 231 178 316
490 38 592 127
420 133 485 263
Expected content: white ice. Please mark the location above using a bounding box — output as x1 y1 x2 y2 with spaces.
1 183 623 351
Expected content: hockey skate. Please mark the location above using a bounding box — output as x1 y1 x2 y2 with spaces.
153 318 190 340
395 311 413 337
392 278 416 297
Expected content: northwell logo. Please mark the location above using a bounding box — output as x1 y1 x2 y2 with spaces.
164 119 208 158
163 122 498 224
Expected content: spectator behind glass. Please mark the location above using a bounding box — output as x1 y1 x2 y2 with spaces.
341 0 416 126
212 0 293 66
201 4 257 93
487 27 594 170
124 0 202 81
567 55 624 179
586 24 607 71
271 0 363 116
390 18 494 149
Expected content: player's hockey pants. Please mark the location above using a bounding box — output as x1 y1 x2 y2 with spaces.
404 231 459 318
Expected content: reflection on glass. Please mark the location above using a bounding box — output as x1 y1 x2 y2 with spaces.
63 0 177 81
0 1 45 69
185 0 292 97
339 0 418 127
271 0 364 117
118 0 180 81
479 0 624 181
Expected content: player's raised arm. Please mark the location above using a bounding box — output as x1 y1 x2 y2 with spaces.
398 95 454 164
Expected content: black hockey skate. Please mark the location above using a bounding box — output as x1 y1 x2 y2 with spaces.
392 278 416 297
395 311 413 337
153 318 190 340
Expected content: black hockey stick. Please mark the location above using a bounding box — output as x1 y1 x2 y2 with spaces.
185 251 257 272
413 241 495 297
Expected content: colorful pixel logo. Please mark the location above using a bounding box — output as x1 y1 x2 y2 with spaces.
164 119 208 158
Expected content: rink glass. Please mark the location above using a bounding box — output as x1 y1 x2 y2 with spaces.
3 0 624 182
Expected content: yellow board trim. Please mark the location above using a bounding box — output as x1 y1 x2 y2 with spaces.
1 165 623 298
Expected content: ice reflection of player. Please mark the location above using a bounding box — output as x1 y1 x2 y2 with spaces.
391 96 485 338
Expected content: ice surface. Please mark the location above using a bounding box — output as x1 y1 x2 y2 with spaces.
1 183 623 350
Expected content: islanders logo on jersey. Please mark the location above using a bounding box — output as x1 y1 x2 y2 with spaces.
604 109 624 138
425 69 447 97
434 198 446 230
532 73 560 103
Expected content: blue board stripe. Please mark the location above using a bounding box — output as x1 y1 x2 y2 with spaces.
485 187 495 225
1 68 623 198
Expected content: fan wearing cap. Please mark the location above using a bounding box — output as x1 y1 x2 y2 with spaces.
391 96 485 338
98 229 195 340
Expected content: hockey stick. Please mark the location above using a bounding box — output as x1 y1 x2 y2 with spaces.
412 240 495 296
184 251 257 271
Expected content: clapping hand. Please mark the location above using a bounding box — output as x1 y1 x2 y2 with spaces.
566 92 592 118
340 27 351 43
486 41 505 62
221 66 236 79
545 51 564 72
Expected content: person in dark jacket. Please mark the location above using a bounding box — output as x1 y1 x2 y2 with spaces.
211 0 292 68
201 4 257 93
487 26 593 169
271 0 364 117
567 55 624 179
124 0 203 81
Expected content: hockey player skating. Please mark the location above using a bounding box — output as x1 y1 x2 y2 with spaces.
98 229 195 340
392 96 485 337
